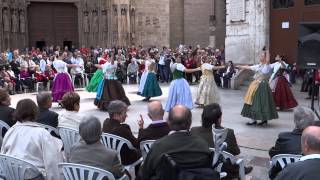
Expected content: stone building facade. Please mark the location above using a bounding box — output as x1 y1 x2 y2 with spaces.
225 0 269 64
0 0 226 51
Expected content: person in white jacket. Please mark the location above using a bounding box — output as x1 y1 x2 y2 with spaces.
1 99 64 180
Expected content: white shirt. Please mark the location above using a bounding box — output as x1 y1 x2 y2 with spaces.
300 154 320 161
58 110 86 130
71 57 84 74
151 119 166 125
1 122 63 180
250 64 272 74
159 55 165 65
39 59 47 73
170 63 186 72
53 59 68 73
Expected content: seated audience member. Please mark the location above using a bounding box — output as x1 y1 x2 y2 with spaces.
137 101 170 144
191 103 253 178
138 105 213 180
70 116 125 178
0 66 14 94
269 106 315 179
36 93 58 128
58 92 85 130
19 64 35 91
103 100 141 165
222 61 236 88
191 103 240 154
0 88 15 127
1 99 63 180
127 58 138 84
275 126 320 180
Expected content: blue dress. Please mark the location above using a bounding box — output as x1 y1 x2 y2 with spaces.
165 63 193 112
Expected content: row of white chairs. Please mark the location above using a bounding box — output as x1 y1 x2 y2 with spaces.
0 120 303 180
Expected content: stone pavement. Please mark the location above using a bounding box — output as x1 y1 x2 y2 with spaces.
9 81 312 180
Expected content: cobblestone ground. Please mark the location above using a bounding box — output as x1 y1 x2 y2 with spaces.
9 80 312 180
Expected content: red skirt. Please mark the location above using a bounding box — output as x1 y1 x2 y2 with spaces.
273 76 298 110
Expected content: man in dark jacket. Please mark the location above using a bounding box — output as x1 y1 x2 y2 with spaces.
103 100 141 165
138 105 214 180
36 93 58 128
269 106 315 179
275 126 320 180
137 101 170 144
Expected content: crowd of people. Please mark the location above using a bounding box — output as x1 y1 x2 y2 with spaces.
0 43 318 180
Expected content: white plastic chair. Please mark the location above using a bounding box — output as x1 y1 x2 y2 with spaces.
0 120 10 148
37 123 59 136
58 126 80 160
0 154 42 180
140 140 155 159
210 148 245 180
59 163 130 180
212 127 228 166
35 82 50 92
270 154 302 170
101 133 143 171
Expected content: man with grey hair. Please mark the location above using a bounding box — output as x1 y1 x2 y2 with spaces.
269 106 315 178
70 116 125 178
36 93 58 128
137 101 170 144
102 100 141 166
275 126 320 180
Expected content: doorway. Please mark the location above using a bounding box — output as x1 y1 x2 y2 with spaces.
28 2 79 49
36 41 46 51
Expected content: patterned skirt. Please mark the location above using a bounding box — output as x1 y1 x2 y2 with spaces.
52 73 74 102
195 75 220 106
241 80 278 121
165 78 193 112
273 76 298 110
86 69 104 92
94 79 130 111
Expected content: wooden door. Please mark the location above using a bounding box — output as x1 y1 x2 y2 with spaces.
28 2 78 49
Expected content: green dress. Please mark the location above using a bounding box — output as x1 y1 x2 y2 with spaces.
86 69 104 92
141 72 162 97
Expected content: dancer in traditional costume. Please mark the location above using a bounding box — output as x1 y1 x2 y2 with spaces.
269 55 298 110
86 57 108 92
138 58 155 95
238 50 278 125
139 61 162 101
195 57 225 107
51 57 74 102
165 56 200 112
94 57 130 111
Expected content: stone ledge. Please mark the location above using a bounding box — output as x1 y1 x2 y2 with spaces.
231 69 254 90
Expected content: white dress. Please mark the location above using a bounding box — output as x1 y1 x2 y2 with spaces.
195 63 220 105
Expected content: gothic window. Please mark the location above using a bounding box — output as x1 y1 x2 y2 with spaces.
305 0 320 5
272 0 294 9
